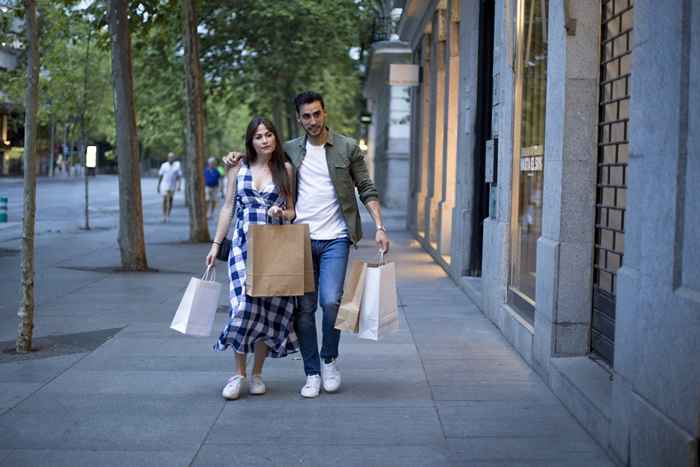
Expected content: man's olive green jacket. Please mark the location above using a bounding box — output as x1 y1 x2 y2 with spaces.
283 129 379 245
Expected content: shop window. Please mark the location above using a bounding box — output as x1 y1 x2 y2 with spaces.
508 0 548 321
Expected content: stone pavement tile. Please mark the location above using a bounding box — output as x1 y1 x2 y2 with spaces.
0 411 216 451
85 336 216 358
401 306 482 320
430 380 555 403
40 370 227 396
207 406 445 446
446 436 611 464
413 340 524 360
409 325 512 345
0 382 44 408
421 359 539 385
421 357 532 376
0 353 84 383
213 368 434 408
117 322 193 338
436 401 590 439
9 391 224 417
191 444 452 467
399 288 469 300
0 449 195 467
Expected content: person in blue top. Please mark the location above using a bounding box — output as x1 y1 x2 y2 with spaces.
204 157 222 218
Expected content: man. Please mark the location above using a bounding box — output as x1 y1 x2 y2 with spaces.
157 152 182 223
225 91 390 398
204 157 221 218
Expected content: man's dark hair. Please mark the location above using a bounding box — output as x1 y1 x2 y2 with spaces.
294 91 325 113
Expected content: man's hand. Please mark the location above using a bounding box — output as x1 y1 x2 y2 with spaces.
223 151 245 168
376 229 390 255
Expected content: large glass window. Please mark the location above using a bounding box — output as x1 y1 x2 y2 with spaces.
509 0 548 319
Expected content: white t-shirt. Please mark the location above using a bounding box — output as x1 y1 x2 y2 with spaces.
294 141 348 240
159 161 182 192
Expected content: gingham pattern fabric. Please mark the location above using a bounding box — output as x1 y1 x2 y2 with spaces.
214 162 298 357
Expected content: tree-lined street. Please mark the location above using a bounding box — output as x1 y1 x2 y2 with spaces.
0 192 614 466
0 175 170 243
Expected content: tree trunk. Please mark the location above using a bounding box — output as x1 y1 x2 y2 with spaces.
108 0 148 271
17 0 40 353
286 93 298 140
272 102 284 140
48 117 54 177
180 0 209 242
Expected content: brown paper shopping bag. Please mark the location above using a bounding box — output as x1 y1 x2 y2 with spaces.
246 224 313 297
334 260 368 333
303 227 314 293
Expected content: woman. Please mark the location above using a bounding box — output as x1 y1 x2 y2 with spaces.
207 116 297 400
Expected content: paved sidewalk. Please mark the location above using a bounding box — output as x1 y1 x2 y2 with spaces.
0 203 615 466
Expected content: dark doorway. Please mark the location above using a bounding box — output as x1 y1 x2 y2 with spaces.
467 0 496 276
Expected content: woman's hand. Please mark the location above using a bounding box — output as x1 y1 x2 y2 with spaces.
223 151 245 168
206 243 219 267
267 206 284 219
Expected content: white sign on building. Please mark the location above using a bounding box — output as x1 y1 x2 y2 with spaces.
388 64 420 87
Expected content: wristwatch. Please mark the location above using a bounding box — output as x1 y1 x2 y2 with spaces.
375 225 387 232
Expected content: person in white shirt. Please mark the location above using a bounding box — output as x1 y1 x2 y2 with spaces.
157 152 182 223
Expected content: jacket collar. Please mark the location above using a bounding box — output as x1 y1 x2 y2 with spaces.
298 127 336 149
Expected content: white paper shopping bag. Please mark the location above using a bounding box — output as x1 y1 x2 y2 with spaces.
170 266 222 336
358 253 400 341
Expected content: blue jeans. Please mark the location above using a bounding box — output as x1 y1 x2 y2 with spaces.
295 237 351 376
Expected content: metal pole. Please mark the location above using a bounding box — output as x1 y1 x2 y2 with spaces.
80 16 93 230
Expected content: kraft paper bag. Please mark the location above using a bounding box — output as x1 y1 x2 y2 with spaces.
358 260 400 341
170 266 222 337
303 227 314 293
246 223 314 297
334 260 368 333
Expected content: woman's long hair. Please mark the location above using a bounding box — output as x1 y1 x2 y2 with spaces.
244 116 291 202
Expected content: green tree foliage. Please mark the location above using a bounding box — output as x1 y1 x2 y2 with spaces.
199 0 374 139
2 0 375 165
2 0 114 160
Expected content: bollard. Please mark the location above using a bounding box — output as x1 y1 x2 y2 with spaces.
0 196 7 223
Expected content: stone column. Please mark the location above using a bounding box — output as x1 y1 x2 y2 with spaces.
532 0 599 375
417 30 432 237
428 5 448 248
611 1 700 465
438 0 461 259
482 0 515 324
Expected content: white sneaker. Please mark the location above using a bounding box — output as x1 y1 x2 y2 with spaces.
321 359 341 393
300 375 321 398
249 374 266 395
222 375 246 400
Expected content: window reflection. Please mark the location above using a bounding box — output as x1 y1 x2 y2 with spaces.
509 0 548 314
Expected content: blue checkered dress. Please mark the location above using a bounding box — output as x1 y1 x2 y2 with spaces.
214 162 298 357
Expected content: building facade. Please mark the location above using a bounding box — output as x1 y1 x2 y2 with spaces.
363 40 413 209
393 1 699 465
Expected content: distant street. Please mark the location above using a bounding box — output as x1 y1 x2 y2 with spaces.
0 175 181 242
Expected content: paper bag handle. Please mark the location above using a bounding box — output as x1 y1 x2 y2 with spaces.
201 265 216 282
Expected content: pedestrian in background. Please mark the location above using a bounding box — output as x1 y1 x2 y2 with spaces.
225 91 391 398
207 116 298 401
216 162 226 199
157 152 182 223
204 157 221 219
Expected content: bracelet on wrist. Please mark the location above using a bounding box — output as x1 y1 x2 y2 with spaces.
212 241 221 246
